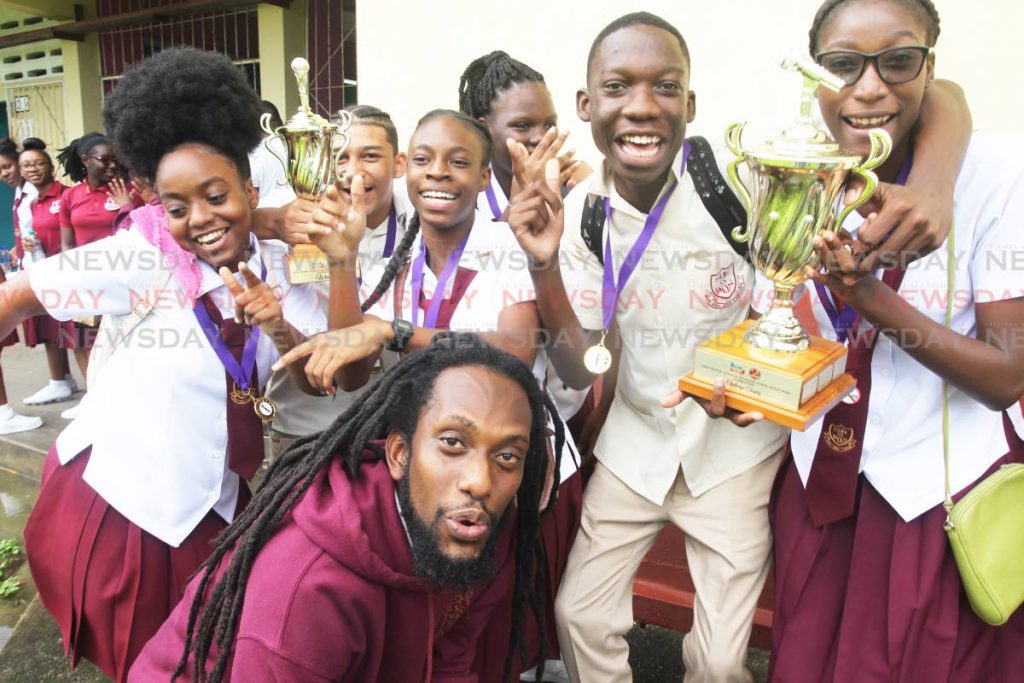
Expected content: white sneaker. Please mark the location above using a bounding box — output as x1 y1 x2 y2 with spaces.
520 659 570 683
66 374 80 394
23 382 73 405
60 402 83 420
0 412 42 435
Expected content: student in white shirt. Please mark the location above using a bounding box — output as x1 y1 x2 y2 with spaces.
761 1 1024 680
507 11 970 683
248 99 295 208
0 48 327 681
266 105 411 460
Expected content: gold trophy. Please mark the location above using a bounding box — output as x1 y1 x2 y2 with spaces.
261 57 352 284
678 56 892 431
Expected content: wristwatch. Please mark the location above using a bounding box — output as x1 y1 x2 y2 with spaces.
387 318 414 352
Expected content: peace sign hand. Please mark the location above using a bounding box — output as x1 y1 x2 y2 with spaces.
507 155 564 268
219 262 284 335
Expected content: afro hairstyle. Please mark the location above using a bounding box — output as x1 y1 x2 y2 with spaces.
103 47 262 182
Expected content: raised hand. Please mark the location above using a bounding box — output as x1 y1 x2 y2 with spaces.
106 176 134 208
509 127 570 193
271 315 390 394
845 180 952 270
805 229 873 299
309 174 368 265
661 379 764 427
507 155 564 267
219 262 284 335
131 177 154 205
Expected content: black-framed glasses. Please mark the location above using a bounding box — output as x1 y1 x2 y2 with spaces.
86 155 117 166
815 46 931 87
18 160 49 170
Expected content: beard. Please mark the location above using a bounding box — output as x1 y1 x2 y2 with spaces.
395 467 510 589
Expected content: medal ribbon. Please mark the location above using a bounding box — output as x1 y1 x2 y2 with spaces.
814 152 914 342
192 259 267 392
484 169 506 221
409 231 471 328
600 141 691 330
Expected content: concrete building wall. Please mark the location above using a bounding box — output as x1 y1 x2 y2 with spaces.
356 0 1022 160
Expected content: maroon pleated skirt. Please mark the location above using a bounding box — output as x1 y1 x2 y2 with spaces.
769 415 1024 683
0 328 17 347
24 445 250 682
20 315 74 348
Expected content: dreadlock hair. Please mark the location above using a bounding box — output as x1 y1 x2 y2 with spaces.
0 137 18 164
359 109 492 312
341 104 400 154
103 47 262 182
458 51 546 121
56 131 110 183
587 12 691 81
809 0 941 55
174 332 563 683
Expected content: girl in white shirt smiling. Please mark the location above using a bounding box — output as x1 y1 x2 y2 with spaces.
767 1 1024 680
0 48 325 681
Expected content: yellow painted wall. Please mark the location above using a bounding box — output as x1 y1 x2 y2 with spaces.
258 0 308 117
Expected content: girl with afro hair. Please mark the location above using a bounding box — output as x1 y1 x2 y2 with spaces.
0 47 334 680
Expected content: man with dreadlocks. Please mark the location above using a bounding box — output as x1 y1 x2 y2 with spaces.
131 333 562 683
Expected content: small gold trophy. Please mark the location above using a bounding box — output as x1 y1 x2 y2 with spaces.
678 57 892 431
261 57 352 284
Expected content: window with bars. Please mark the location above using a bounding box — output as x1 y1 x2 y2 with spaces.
307 0 356 118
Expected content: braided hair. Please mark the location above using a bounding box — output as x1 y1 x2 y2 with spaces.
342 104 400 153
359 109 492 313
458 51 545 121
809 0 941 55
174 332 563 683
56 132 110 183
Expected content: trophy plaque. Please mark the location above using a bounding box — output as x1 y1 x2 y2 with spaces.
261 57 352 284
678 57 892 431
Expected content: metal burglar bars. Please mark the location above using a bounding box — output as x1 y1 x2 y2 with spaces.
307 0 356 118
97 0 259 99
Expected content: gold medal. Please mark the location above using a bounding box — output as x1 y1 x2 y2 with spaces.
253 395 278 422
583 332 613 374
230 383 254 404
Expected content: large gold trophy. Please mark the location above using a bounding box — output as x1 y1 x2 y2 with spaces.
678 57 891 430
261 57 351 283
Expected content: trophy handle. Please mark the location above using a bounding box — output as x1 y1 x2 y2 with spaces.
724 121 753 243
332 110 353 174
259 112 291 185
834 129 893 229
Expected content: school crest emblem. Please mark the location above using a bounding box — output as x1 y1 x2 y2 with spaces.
704 263 747 309
104 196 120 211
49 199 61 214
823 423 857 453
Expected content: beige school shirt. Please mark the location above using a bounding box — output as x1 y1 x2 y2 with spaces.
560 144 787 504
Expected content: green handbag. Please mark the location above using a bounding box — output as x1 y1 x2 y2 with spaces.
940 225 1024 626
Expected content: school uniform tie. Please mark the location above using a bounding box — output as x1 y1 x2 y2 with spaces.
200 294 265 481
804 268 907 526
422 268 477 330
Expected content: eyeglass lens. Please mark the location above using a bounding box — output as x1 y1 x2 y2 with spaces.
818 47 926 86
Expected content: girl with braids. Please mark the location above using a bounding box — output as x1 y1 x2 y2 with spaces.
132 333 563 683
55 132 139 414
0 47 325 681
761 1 1024 680
266 104 412 462
0 138 43 434
459 50 590 222
17 138 78 407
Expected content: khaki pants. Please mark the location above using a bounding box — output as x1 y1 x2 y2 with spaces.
267 429 299 464
555 450 783 683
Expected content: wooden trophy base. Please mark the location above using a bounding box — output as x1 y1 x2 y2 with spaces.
286 244 330 284
678 320 856 431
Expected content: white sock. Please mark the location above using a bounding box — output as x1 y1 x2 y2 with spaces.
0 404 13 419
49 379 69 389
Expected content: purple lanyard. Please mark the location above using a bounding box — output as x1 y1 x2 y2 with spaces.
601 142 691 329
382 203 397 258
814 152 913 343
485 174 505 222
192 259 267 392
409 231 471 328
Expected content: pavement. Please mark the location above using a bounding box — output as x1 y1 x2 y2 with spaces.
0 342 770 682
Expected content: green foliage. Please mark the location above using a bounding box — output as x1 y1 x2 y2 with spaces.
0 538 21 598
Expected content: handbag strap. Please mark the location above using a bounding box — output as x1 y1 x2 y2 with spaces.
942 224 956 515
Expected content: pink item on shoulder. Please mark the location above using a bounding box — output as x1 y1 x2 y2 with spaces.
128 203 203 304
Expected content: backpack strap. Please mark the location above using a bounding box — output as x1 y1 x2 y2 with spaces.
87 267 174 391
685 135 749 261
580 193 607 266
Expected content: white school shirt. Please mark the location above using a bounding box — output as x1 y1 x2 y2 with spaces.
28 230 325 546
559 145 788 505
363 211 580 483
476 168 507 220
249 136 296 208
268 186 412 436
774 132 1024 522
15 181 37 235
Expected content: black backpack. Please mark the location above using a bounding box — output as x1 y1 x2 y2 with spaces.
579 136 749 264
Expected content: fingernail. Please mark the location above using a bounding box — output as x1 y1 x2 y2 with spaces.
272 362 281 372
715 378 725 388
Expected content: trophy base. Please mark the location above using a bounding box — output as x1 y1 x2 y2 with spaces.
287 244 330 284
678 320 855 431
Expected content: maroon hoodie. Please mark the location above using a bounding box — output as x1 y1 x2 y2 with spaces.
130 457 514 682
